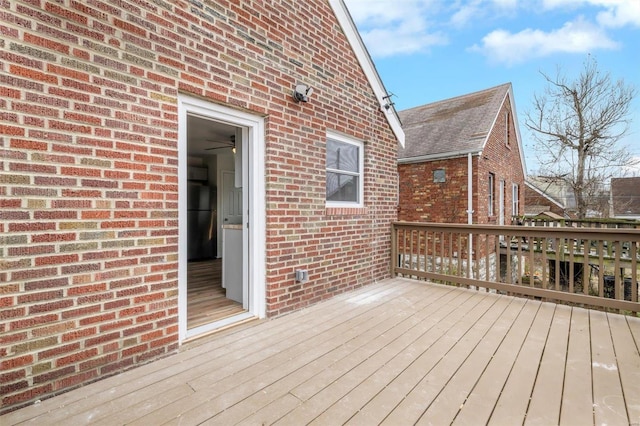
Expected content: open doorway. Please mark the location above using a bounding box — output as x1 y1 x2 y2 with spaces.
178 96 266 342
186 115 244 330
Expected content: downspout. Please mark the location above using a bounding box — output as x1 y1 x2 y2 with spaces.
467 153 474 279
467 153 473 225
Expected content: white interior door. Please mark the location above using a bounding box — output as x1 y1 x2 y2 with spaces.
222 171 243 225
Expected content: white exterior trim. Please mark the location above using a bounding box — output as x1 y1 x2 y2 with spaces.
398 149 481 164
326 131 365 208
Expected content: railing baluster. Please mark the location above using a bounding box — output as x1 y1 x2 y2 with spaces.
614 240 621 302
542 237 548 290
569 238 575 294
598 241 604 298
485 234 490 286
583 239 590 295
632 241 638 304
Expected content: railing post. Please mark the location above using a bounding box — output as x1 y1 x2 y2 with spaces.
390 223 397 277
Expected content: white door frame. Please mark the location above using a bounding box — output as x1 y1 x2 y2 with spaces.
177 95 266 343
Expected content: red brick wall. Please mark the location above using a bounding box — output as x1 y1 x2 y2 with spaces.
398 157 472 223
0 0 399 412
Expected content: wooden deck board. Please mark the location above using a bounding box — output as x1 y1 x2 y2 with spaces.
379 295 519 425
216 286 462 425
589 310 628 425
449 300 541 425
130 280 424 425
2 277 639 426
560 307 594 425
8 280 403 426
607 313 640 424
345 292 507 426
164 284 446 426
486 302 556 425
414 298 533 425
524 304 572 426
306 289 477 425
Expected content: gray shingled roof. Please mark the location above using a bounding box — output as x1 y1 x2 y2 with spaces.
611 177 640 216
398 83 512 161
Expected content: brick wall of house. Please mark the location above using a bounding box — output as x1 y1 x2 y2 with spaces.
476 96 525 224
397 157 473 224
0 0 399 412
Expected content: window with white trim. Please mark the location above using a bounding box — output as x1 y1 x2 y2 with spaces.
326 133 363 207
512 183 519 216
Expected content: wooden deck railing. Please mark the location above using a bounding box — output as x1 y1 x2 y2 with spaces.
391 222 640 314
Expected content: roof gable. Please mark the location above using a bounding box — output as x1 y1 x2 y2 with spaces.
525 180 566 210
398 83 515 162
329 0 404 146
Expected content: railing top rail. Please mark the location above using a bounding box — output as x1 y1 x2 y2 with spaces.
393 221 640 238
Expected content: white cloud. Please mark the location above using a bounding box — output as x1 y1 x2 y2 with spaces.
471 17 619 65
449 0 519 28
541 0 640 27
595 0 640 27
451 3 481 28
343 0 448 57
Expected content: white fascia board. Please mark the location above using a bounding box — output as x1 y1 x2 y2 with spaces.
482 84 527 178
398 148 481 164
507 84 528 177
329 0 405 147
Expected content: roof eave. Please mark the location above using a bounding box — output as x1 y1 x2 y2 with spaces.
398 148 482 164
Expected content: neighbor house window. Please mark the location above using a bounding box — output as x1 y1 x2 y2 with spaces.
326 132 363 207
433 168 445 183
488 173 495 216
512 183 519 215
505 111 510 146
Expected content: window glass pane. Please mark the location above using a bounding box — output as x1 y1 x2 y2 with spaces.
327 139 359 173
326 172 358 202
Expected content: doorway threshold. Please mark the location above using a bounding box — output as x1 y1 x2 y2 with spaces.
183 311 256 343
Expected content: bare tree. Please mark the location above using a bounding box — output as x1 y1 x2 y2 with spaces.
525 56 637 218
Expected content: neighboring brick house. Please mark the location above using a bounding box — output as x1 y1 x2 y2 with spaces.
610 177 640 219
398 83 526 226
0 0 404 413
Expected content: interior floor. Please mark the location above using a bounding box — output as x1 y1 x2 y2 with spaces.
187 259 245 329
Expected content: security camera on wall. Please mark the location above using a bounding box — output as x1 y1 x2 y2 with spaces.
293 84 313 102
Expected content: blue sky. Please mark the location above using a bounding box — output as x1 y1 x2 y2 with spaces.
343 0 640 175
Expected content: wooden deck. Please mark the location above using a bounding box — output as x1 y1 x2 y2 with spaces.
3 277 640 425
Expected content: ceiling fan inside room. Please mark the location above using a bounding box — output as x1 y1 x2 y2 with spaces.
186 114 239 155
204 134 236 153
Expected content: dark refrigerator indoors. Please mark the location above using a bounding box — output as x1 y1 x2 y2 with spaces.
187 182 217 261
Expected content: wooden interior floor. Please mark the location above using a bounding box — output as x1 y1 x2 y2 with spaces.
187 259 245 329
